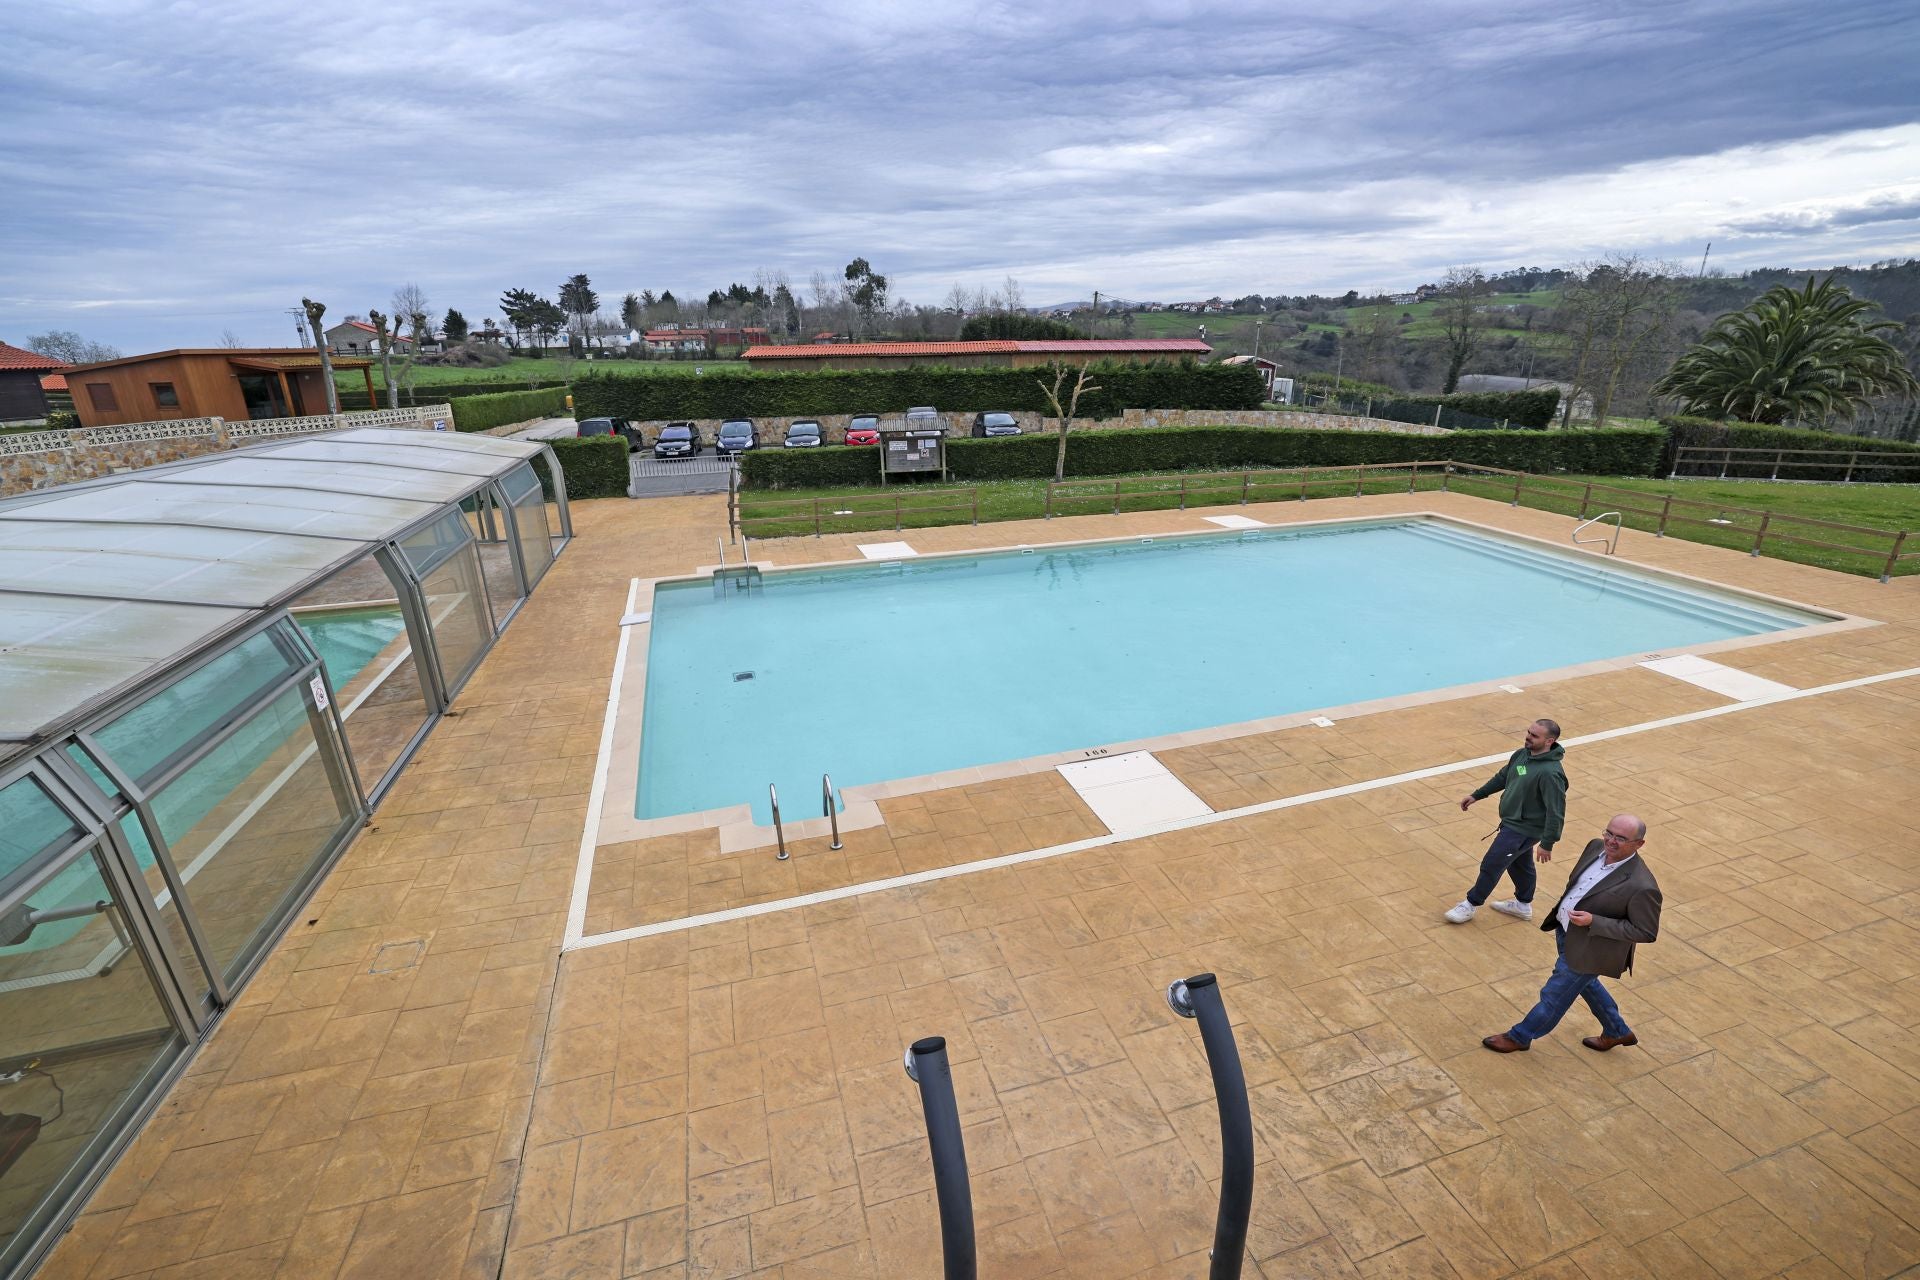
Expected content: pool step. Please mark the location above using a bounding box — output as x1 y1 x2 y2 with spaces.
1401 523 1805 634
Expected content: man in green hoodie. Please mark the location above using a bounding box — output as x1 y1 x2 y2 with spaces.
1444 718 1567 924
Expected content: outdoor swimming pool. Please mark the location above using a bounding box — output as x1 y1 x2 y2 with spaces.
635 518 1825 824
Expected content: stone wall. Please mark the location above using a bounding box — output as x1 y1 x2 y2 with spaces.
0 405 454 496
616 407 1443 445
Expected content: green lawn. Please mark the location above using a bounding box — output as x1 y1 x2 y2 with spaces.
340 357 749 390
736 466 1918 578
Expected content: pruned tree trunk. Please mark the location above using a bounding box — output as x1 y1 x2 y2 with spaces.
369 310 398 409
1037 362 1101 482
302 298 341 416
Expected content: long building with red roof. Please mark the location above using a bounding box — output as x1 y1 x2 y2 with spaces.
0 339 70 422
741 338 1210 372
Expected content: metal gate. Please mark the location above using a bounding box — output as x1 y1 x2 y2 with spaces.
628 454 736 497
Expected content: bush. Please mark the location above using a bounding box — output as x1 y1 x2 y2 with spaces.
740 424 1667 489
337 378 569 410
542 435 628 499
1661 415 1920 481
572 359 1266 422
449 386 572 433
42 409 79 431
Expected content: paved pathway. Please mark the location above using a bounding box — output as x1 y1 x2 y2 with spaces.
42 490 1920 1279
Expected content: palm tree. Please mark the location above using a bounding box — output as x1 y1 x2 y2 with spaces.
1653 275 1917 424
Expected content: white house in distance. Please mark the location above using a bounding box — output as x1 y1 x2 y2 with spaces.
324 319 415 356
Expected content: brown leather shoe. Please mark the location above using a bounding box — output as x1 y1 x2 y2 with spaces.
1481 1033 1529 1053
1582 1033 1639 1052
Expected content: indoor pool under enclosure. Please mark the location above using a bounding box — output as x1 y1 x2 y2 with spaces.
0 428 572 1279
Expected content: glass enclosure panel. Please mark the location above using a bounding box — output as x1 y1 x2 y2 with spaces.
56 749 218 1010
0 777 82 897
289 553 432 798
0 844 186 1278
91 623 307 790
503 464 553 588
147 682 356 983
461 491 523 632
400 514 493 691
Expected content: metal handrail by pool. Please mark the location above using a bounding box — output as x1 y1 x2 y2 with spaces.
904 1037 976 1280
823 773 842 850
1573 511 1621 554
1168 973 1254 1279
769 783 788 860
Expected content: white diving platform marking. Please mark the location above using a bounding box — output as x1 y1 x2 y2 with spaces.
1056 751 1214 832
857 541 918 559
1203 514 1267 529
1640 653 1797 701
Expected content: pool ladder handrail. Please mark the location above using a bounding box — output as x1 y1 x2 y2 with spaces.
823 773 842 850
770 783 789 860
1573 511 1621 555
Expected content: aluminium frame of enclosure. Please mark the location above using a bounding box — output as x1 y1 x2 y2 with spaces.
0 434 574 1280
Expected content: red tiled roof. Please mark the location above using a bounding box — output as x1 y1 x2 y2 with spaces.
1012 340 1212 353
744 339 1212 360
0 340 70 372
40 372 68 391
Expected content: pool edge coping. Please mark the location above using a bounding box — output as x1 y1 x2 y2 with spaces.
595 507 1875 857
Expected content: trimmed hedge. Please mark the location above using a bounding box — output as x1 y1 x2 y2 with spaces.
572 359 1266 422
338 378 569 410
1662 415 1920 480
543 435 629 499
1297 376 1561 429
449 386 572 433
740 425 1666 490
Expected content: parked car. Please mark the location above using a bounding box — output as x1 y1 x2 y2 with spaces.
783 420 823 448
716 419 758 455
845 414 881 446
904 405 946 435
653 422 701 459
577 416 642 451
970 411 1022 438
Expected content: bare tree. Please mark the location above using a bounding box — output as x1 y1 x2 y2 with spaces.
1434 266 1489 393
1554 254 1685 428
1003 276 1026 314
25 330 120 364
943 282 971 316
1351 307 1402 387
300 298 341 415
218 328 245 349
1036 361 1102 481
368 310 398 408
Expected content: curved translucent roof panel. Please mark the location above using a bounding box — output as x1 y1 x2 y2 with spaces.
0 428 549 745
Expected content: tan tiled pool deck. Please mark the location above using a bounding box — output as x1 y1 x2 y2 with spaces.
38 490 1920 1279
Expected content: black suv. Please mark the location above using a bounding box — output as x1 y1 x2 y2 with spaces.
577 416 642 451
716 419 757 455
653 422 701 459
970 411 1022 438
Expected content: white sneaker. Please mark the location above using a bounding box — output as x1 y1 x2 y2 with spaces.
1443 900 1477 924
1491 900 1533 921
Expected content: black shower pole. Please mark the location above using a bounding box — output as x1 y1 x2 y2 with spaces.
904 1036 977 1280
1167 973 1254 1280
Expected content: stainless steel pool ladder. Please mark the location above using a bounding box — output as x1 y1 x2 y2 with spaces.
770 783 789 860
823 773 842 850
1573 511 1621 555
716 536 725 566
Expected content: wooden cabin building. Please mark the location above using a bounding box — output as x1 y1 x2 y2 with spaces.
61 349 377 428
0 340 69 422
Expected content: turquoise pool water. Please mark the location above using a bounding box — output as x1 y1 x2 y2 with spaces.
635 519 1821 823
297 606 409 698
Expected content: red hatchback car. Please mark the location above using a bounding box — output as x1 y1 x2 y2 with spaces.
844 414 881 446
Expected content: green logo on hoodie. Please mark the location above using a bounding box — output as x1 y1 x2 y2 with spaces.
1516 764 1528 776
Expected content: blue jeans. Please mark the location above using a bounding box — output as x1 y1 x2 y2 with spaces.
1508 928 1631 1046
1466 824 1537 906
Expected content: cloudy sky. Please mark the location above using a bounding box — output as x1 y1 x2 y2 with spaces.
4 0 1918 352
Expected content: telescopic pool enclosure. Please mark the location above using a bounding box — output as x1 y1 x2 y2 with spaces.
0 428 572 1277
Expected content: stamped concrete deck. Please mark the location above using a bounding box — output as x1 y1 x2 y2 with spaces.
37 489 1920 1279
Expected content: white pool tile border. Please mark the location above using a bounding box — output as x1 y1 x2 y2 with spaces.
1202 514 1267 529
857 541 918 559
1057 751 1215 831
1641 653 1799 701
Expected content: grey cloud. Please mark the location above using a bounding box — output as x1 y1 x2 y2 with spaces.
1 0 1917 350
1724 194 1920 235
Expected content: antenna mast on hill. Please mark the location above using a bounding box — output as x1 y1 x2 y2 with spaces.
1697 243 1712 278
